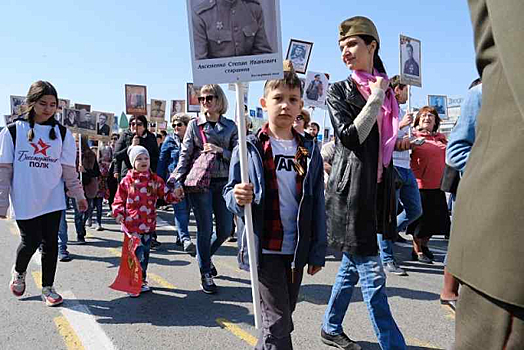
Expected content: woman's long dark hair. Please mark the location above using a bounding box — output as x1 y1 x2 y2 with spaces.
359 35 387 75
23 81 59 142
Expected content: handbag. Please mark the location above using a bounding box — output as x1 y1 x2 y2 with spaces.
184 126 216 192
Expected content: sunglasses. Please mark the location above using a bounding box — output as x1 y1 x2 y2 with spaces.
130 121 144 127
295 115 304 121
198 95 216 103
111 137 118 141
172 122 185 127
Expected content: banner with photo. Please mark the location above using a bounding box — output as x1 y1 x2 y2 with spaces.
92 111 115 140
61 108 97 136
399 34 422 87
150 99 167 123
10 95 25 117
125 84 147 115
186 83 202 113
303 71 329 109
427 95 448 120
285 38 313 75
186 0 283 85
170 100 186 119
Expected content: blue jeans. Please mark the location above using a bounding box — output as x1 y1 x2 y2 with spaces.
135 234 151 281
189 179 233 275
173 198 191 242
323 253 406 350
92 197 103 226
58 210 68 253
395 167 422 232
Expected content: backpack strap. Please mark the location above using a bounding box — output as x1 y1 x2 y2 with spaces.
57 123 67 142
7 122 16 146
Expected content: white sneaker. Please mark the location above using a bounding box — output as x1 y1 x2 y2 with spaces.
42 286 63 307
141 281 151 293
9 267 26 297
127 292 140 298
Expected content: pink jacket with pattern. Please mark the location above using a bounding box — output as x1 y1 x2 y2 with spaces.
112 170 181 234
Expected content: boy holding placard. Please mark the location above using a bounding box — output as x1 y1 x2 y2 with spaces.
223 65 326 349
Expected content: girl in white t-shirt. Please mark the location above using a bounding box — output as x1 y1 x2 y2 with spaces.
0 81 88 307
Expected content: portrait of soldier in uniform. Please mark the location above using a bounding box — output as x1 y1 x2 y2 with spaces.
191 0 274 60
125 84 147 115
150 99 166 120
403 42 420 76
290 44 306 64
285 39 313 74
306 74 324 101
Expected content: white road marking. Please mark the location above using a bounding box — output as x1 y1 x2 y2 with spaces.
60 291 117 350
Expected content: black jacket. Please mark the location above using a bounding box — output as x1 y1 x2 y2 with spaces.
113 130 159 178
326 78 397 257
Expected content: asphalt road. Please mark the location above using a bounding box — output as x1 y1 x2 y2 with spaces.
0 207 455 350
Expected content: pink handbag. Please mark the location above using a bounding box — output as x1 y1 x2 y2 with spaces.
184 126 216 192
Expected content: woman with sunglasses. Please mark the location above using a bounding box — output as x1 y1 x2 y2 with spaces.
172 84 238 294
157 113 196 255
113 114 160 245
293 108 311 136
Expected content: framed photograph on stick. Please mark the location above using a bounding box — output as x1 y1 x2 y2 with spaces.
150 99 167 123
427 95 448 120
399 34 422 87
93 111 114 138
10 95 25 117
170 100 186 118
285 38 313 75
186 83 202 113
186 0 283 85
303 71 329 108
125 84 147 115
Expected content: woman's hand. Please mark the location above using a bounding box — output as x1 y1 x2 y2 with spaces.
203 143 223 154
399 112 414 129
77 199 88 212
370 76 388 91
78 165 85 173
132 136 141 146
233 183 254 206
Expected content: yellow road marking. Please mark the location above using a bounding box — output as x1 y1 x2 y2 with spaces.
216 318 258 346
54 316 85 350
108 248 121 257
148 273 176 289
406 337 443 349
32 271 42 289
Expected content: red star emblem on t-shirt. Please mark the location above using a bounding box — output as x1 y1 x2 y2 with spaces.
30 138 51 156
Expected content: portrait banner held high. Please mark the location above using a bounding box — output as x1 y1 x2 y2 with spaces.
170 100 186 118
10 95 25 117
125 84 147 115
304 71 329 109
150 99 167 123
285 38 313 75
186 83 202 113
399 34 422 87
427 95 448 120
93 111 115 139
187 0 283 85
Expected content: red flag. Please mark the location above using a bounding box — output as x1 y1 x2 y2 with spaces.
110 233 142 294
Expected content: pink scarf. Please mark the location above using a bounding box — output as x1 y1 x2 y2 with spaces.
351 69 399 182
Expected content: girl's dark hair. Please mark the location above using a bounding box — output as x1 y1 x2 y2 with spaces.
359 35 387 75
23 81 59 142
129 115 148 130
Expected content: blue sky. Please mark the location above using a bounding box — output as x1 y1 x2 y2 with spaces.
0 1 477 127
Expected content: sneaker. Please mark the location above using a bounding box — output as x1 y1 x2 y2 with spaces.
416 252 433 264
96 225 104 231
141 281 151 293
151 238 161 248
383 262 408 276
422 246 434 260
320 329 362 350
9 267 26 297
201 273 217 294
127 292 140 298
183 240 196 256
86 218 92 227
174 236 183 247
77 235 86 245
58 250 73 262
226 235 237 243
210 263 218 278
42 286 63 307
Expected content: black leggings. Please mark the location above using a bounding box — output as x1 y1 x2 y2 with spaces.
15 210 62 287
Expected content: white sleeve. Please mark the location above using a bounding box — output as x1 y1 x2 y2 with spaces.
0 127 14 164
60 129 77 166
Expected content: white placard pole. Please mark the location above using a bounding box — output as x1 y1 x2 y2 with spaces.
407 85 412 138
78 134 83 183
234 82 262 330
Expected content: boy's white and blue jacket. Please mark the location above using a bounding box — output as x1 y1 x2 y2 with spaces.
223 132 327 272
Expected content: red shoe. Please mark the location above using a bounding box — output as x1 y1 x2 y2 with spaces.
41 286 63 307
9 267 26 297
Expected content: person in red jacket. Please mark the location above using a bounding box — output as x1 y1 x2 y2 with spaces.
112 145 183 297
407 106 451 263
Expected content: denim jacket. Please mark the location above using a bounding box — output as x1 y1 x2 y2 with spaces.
157 133 182 181
174 115 238 183
446 84 482 174
223 132 327 272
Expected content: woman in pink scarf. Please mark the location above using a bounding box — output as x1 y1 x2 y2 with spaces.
321 16 407 350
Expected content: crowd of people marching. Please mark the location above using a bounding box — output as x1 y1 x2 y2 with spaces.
1 9 522 350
